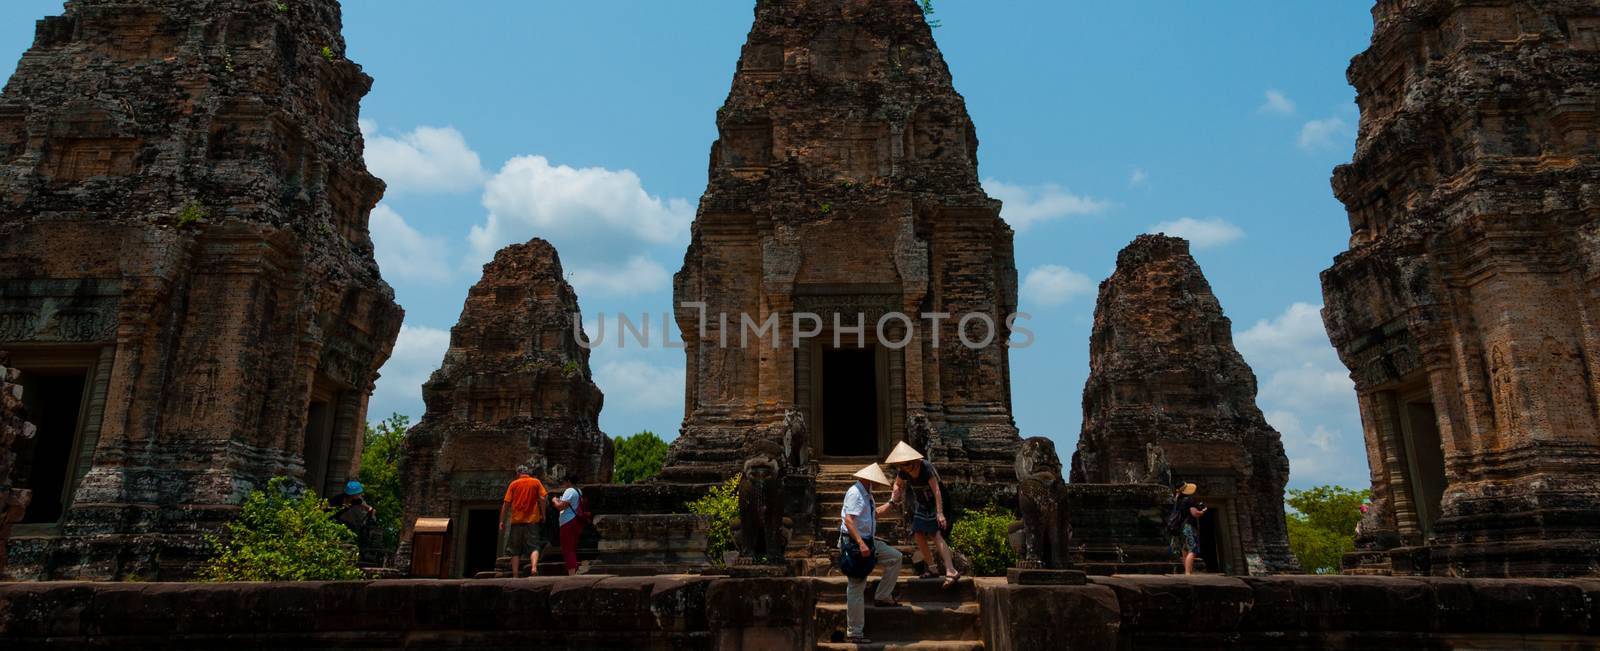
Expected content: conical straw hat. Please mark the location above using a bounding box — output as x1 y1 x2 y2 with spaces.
852 462 892 486
885 441 925 464
1179 482 1198 496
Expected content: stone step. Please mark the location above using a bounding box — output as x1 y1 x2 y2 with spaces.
815 641 983 651
814 576 978 603
814 602 980 643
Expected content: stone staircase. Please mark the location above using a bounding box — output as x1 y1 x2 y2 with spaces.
812 576 984 650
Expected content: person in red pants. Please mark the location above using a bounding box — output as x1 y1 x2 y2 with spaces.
549 474 584 576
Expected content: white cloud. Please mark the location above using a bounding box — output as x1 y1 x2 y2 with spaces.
593 358 684 411
470 155 693 264
1146 217 1244 249
983 178 1110 230
363 124 485 194
1258 89 1296 116
568 256 671 297
370 204 451 284
1297 116 1354 151
369 324 451 422
1129 168 1149 188
1236 302 1366 488
1021 264 1095 307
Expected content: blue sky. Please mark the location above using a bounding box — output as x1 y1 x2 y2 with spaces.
0 2 1375 489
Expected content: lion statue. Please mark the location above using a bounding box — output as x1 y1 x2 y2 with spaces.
731 438 789 564
1007 436 1073 569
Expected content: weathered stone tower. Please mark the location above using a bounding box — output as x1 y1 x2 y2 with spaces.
1322 0 1600 577
397 239 612 578
1073 235 1298 575
0 0 401 579
664 0 1020 483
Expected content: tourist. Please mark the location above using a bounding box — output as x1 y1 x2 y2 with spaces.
331 480 376 536
550 474 584 576
885 441 961 588
839 461 903 645
1168 482 1209 575
498 465 547 577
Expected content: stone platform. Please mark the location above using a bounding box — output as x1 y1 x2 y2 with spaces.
0 574 1595 650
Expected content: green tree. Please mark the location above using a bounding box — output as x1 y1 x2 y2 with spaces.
612 430 669 484
920 0 942 29
1285 484 1370 574
359 413 410 552
198 476 363 581
948 502 1018 576
686 474 741 565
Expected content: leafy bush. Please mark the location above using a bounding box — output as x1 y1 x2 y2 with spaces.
359 413 410 552
1285 484 1370 574
176 199 207 229
920 0 942 29
948 502 1017 576
612 430 669 484
320 45 335 62
198 476 363 581
686 474 740 565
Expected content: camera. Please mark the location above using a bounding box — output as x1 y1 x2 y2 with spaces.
1195 501 1208 510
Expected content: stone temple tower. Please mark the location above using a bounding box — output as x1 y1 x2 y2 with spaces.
662 0 1020 482
1074 235 1298 575
1322 0 1600 577
0 0 401 579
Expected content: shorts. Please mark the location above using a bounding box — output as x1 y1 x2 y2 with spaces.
506 522 539 556
911 510 942 536
1170 523 1199 556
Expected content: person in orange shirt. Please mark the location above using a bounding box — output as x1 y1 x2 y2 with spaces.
499 464 547 577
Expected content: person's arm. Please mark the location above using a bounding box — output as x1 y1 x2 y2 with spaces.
552 491 571 510
1190 506 1207 518
931 475 946 528
878 480 898 515
843 513 870 556
499 500 510 531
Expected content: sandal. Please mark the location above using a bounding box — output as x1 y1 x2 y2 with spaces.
846 636 872 644
942 572 962 589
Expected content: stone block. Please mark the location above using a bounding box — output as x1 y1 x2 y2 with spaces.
707 577 816 650
979 584 1120 651
1006 568 1086 585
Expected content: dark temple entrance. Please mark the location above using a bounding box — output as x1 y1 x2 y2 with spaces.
463 507 501 578
821 348 879 456
16 370 88 524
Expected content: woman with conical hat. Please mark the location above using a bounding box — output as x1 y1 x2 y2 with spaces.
886 441 960 588
839 460 903 644
1169 482 1209 575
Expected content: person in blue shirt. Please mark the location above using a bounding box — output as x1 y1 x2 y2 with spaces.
839 462 902 644
550 475 584 576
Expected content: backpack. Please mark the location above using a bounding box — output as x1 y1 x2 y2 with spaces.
1165 499 1187 535
576 489 593 525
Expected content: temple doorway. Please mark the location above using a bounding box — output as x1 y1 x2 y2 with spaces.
820 347 880 456
1400 396 1446 539
462 507 501 578
14 370 88 524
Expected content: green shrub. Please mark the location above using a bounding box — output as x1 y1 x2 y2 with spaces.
686 474 740 565
320 45 335 62
176 200 207 229
359 413 410 552
198 476 363 581
276 2 289 13
948 502 1016 576
1285 484 1369 574
920 0 942 28
613 430 669 485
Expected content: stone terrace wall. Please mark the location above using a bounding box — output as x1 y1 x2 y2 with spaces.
1 575 1594 650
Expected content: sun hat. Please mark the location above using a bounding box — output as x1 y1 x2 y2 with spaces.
1178 482 1197 496
885 441 925 465
852 462 892 487
345 480 364 496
